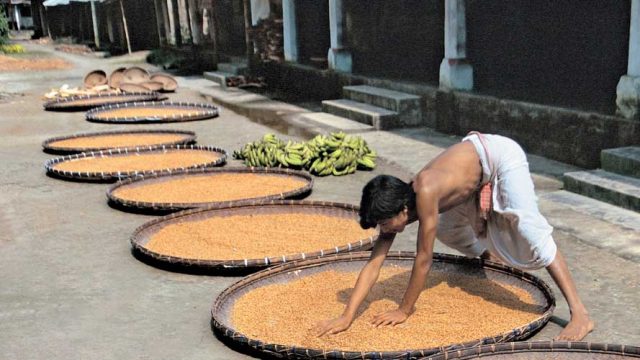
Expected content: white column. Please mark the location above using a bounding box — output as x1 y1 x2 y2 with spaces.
166 0 177 45
439 0 473 90
177 0 192 43
187 0 200 45
90 0 100 48
14 6 21 31
327 0 352 73
282 0 298 62
616 0 640 120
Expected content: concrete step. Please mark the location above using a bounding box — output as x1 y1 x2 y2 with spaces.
217 62 248 76
539 191 640 262
563 169 640 212
321 99 399 130
297 112 374 133
601 146 640 179
343 85 422 126
203 71 234 88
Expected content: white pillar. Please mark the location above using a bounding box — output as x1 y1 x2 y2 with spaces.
14 6 21 31
616 0 640 120
439 0 473 90
166 0 177 45
187 0 200 45
327 0 352 73
282 0 298 62
90 0 100 48
177 0 192 43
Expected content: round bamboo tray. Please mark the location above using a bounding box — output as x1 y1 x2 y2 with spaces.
421 341 640 359
85 101 219 124
43 92 164 111
44 144 227 182
107 167 313 213
211 252 556 359
42 129 197 154
130 200 377 273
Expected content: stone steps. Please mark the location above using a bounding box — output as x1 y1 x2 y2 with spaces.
539 190 640 262
321 99 399 130
203 71 234 88
601 146 640 179
563 169 640 212
216 62 248 76
343 85 422 126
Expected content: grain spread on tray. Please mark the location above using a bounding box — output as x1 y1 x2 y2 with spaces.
112 173 307 203
52 150 220 173
145 213 376 259
231 267 546 352
92 107 209 119
49 133 188 150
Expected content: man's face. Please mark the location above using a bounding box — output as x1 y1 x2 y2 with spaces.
378 208 409 234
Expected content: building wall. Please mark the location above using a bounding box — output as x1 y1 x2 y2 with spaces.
467 0 630 115
215 0 246 56
296 1 330 66
344 0 444 83
259 61 639 169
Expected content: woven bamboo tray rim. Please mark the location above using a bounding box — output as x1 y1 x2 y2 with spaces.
107 167 313 212
420 341 640 359
130 200 376 270
43 92 163 111
42 129 197 154
211 251 556 360
85 101 219 123
44 144 227 181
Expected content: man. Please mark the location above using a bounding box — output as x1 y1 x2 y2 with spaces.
316 132 594 341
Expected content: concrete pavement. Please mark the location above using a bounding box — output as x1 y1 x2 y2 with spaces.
0 43 638 360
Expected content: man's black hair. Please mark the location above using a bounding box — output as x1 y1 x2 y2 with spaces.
359 175 416 229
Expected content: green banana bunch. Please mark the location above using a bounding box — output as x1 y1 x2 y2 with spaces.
233 131 377 175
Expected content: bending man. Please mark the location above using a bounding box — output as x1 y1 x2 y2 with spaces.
316 132 594 341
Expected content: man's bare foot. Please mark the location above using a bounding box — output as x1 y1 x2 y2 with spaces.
554 312 595 341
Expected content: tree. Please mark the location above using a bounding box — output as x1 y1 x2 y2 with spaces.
0 6 9 46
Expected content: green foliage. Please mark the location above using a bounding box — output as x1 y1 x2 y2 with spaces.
1 44 25 54
0 6 9 46
146 48 186 70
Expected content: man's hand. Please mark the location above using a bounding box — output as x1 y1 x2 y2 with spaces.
315 316 352 337
371 308 409 327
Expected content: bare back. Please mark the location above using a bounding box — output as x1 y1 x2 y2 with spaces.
413 140 482 213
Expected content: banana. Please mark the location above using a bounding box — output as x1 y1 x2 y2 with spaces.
330 148 343 159
286 155 304 167
357 157 376 169
318 165 333 176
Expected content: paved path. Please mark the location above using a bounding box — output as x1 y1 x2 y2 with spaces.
0 43 638 360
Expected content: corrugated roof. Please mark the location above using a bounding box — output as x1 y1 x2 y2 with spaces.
43 0 105 7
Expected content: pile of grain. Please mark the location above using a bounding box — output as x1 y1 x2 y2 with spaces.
92 107 209 120
48 133 188 150
145 213 376 259
61 95 153 107
52 150 220 173
231 267 546 352
0 55 71 71
113 173 307 204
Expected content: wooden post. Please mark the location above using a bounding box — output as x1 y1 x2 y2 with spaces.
119 0 132 54
242 0 253 67
153 0 165 45
210 1 219 64
187 0 200 45
90 0 100 48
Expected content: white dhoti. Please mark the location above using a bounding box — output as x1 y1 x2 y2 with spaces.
436 134 557 270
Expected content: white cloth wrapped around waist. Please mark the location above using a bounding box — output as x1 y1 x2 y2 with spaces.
437 134 556 270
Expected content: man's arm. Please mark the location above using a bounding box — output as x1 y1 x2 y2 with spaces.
372 188 438 326
316 232 395 336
